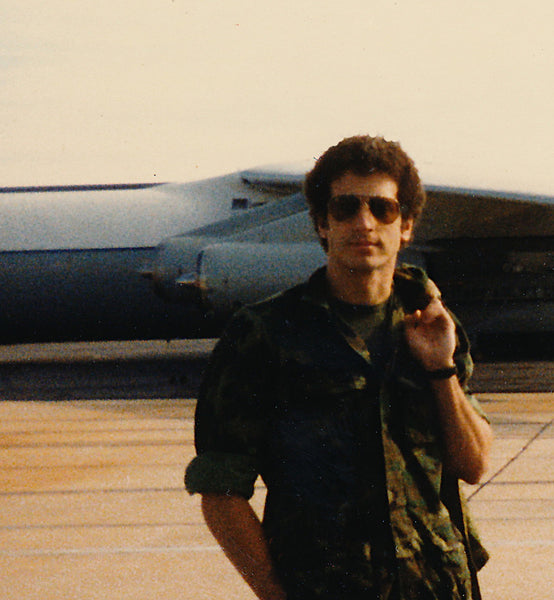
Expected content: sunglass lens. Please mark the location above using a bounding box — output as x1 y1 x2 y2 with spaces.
330 195 361 221
370 197 400 224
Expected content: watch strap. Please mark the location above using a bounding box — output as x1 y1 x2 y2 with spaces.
426 365 458 379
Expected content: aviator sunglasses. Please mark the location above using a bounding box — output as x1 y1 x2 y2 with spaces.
328 194 401 224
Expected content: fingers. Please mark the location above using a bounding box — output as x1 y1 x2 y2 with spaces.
404 309 422 329
404 298 443 323
404 298 455 336
418 297 448 324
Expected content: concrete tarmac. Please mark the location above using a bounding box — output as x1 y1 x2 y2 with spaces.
0 393 552 599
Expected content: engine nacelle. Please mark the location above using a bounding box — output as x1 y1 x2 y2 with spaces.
191 242 326 313
148 235 215 303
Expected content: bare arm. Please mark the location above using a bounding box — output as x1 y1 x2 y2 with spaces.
404 298 494 484
201 493 287 600
428 375 493 483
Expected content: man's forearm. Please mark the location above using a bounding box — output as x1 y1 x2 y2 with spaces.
431 376 494 484
404 298 493 484
201 494 287 600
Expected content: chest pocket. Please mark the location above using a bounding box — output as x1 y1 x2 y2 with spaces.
290 364 369 404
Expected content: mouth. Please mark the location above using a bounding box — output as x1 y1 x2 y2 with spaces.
348 238 380 249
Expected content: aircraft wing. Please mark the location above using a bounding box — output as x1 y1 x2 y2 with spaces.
416 185 554 241
0 170 303 252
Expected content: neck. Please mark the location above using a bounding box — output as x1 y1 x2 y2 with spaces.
325 262 394 306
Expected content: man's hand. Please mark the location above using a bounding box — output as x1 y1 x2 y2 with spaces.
404 297 494 484
201 494 287 600
403 297 457 371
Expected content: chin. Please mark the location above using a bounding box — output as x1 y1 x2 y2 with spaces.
346 260 382 273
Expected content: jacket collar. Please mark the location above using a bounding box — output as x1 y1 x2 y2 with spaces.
298 264 428 366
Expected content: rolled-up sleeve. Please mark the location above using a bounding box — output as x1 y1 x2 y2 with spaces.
185 451 259 498
185 307 276 500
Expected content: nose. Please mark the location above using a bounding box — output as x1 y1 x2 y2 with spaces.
354 202 377 229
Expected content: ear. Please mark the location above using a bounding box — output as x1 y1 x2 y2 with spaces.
400 218 414 244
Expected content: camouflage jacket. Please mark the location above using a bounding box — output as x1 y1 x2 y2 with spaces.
186 265 489 600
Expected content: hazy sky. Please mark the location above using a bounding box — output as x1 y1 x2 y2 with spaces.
2 1 553 192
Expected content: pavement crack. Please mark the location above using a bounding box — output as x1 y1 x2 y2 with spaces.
468 418 553 500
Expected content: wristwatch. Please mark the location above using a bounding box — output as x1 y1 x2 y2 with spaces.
426 365 458 379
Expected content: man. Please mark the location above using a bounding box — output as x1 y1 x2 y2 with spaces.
185 135 493 599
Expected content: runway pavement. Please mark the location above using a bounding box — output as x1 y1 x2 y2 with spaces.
0 393 552 599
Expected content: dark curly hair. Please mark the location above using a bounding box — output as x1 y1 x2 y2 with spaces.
304 135 426 246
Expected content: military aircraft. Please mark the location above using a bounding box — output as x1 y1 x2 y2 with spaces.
0 170 301 343
1 163 553 353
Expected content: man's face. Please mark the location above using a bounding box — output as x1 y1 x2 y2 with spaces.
318 171 413 276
